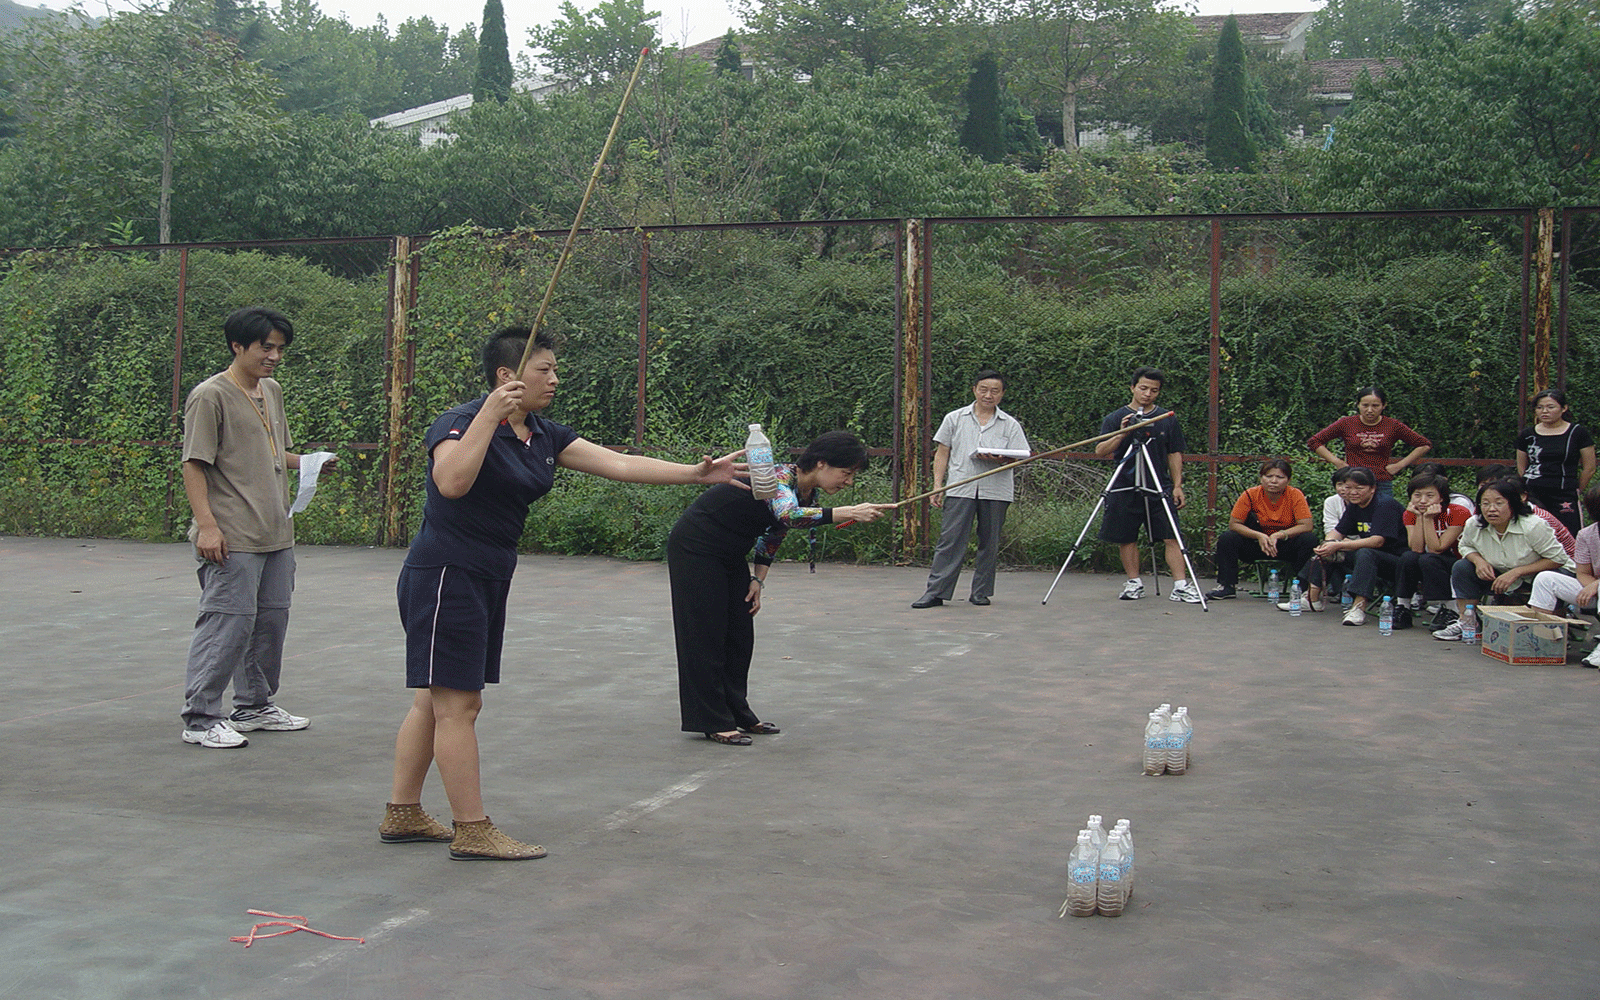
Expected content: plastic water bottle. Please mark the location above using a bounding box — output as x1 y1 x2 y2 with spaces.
1097 832 1129 917
1167 707 1191 774
1289 580 1303 617
1461 604 1479 645
744 423 778 500
1143 712 1166 775
1378 596 1394 636
1086 815 1108 853
1064 832 1099 917
1113 819 1135 898
1342 575 1354 608
1266 569 1281 604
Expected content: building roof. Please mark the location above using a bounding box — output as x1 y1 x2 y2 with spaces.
1191 11 1316 40
370 94 474 130
1307 57 1402 93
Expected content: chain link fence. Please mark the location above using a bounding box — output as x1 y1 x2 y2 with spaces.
1 209 1593 572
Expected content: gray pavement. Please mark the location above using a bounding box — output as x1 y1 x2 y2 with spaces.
1 534 1597 1000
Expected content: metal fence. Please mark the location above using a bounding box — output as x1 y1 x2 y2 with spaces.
1 207 1594 565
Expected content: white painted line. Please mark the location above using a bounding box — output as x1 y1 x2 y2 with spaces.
292 908 430 972
603 769 718 830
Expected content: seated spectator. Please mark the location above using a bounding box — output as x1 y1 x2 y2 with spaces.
1527 485 1600 667
1281 467 1406 623
1318 466 1361 600
1433 479 1576 641
1479 465 1577 557
1206 458 1315 600
1413 462 1475 514
1393 473 1471 631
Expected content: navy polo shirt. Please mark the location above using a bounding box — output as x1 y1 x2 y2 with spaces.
404 396 579 579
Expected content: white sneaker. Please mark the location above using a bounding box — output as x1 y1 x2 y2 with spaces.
227 705 310 732
183 721 248 748
1342 606 1367 626
1582 647 1600 668
1119 579 1145 601
1277 598 1327 613
1433 621 1464 641
1169 580 1202 604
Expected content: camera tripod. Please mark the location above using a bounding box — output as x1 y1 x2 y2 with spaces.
1041 424 1207 610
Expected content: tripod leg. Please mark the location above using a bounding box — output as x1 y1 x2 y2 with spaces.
1042 494 1110 605
1151 478 1209 612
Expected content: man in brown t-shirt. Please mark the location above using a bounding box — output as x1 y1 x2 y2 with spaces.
179 306 332 748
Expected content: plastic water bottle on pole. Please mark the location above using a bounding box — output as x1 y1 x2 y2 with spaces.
744 423 778 500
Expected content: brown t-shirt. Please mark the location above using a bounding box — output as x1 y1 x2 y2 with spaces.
182 371 294 552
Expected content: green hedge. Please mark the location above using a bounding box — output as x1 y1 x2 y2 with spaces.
3 227 1593 572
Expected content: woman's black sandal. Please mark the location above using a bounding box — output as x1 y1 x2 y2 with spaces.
706 732 752 745
739 722 781 735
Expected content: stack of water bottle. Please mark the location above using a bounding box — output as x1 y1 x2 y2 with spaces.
1141 703 1192 776
1059 815 1135 918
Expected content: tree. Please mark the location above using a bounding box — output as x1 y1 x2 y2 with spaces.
1306 0 1526 57
529 0 660 86
999 0 1191 151
1312 7 1600 211
1206 15 1256 171
737 0 929 75
1099 30 1318 150
474 0 513 102
13 2 285 244
714 29 743 76
959 52 1005 163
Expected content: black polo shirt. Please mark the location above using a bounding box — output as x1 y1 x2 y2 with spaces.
404 396 579 579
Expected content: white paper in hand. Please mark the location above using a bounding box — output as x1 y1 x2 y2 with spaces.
289 451 337 516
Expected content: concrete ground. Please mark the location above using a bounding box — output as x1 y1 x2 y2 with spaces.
1 534 1596 1000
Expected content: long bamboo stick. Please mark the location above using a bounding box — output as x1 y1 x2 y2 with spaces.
518 46 652 371
893 410 1175 508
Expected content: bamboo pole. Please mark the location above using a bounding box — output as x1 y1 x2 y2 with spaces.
517 46 652 371
892 411 1175 509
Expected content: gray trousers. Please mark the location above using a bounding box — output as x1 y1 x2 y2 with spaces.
920 496 1010 602
182 548 295 731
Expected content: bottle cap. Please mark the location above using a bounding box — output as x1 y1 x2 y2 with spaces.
748 423 762 431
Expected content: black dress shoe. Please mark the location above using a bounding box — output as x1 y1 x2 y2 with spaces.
968 595 990 606
911 596 943 609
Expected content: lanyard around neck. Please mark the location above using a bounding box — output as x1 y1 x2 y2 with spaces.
225 368 281 467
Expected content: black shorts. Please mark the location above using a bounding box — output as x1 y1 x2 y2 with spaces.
398 564 511 691
1098 490 1179 544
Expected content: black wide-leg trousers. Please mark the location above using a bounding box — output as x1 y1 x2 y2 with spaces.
668 543 761 733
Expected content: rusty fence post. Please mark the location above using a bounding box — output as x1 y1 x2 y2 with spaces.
1207 217 1223 550
382 235 414 546
635 231 650 449
1533 207 1554 395
163 247 190 536
897 219 928 560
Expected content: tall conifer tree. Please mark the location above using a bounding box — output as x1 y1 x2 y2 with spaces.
959 53 1006 164
1206 15 1257 170
474 0 513 103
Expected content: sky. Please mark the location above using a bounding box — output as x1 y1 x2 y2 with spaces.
36 0 1322 56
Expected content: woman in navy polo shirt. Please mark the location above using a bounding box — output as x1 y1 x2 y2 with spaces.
381 327 745 861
